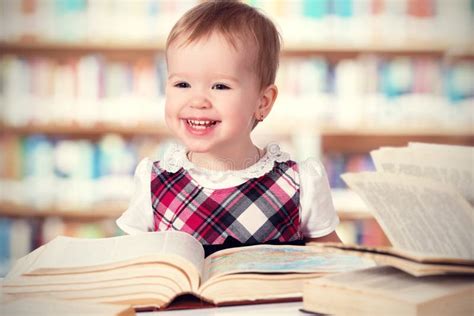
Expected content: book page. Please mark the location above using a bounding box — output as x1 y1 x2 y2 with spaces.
310 266 474 304
4 244 46 280
315 243 474 276
0 298 135 316
3 265 186 295
342 172 474 261
202 245 374 282
371 145 474 203
11 231 204 277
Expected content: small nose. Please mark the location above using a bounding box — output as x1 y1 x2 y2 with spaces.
190 96 212 109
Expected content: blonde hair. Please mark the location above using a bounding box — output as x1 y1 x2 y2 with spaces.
166 0 281 89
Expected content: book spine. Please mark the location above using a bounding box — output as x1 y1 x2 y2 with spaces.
323 153 375 189
0 134 167 208
0 218 12 276
2 0 471 47
1 54 167 126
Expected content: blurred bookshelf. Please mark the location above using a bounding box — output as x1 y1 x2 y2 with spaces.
1 0 473 276
2 40 473 57
1 123 172 138
0 201 126 221
3 122 473 137
0 198 371 221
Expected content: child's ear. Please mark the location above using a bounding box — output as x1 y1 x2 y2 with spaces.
255 84 278 121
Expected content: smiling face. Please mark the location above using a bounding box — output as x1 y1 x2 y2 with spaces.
165 32 263 157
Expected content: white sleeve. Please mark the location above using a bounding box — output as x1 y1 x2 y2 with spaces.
116 158 155 234
299 158 340 238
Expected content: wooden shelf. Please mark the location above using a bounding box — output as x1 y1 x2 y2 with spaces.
0 41 166 51
0 201 125 221
313 126 474 137
1 123 172 138
337 210 373 221
2 122 472 139
258 121 474 137
1 41 472 58
321 133 474 154
0 200 370 221
0 41 166 58
282 42 474 58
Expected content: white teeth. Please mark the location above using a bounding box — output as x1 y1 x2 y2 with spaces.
186 119 217 128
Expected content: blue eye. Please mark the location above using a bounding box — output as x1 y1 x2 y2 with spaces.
174 82 190 88
212 83 230 90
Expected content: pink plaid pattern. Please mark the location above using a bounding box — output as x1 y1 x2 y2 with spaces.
150 161 302 245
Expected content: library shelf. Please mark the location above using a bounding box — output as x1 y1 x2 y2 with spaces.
0 199 368 222
1 41 472 58
321 133 474 154
3 122 472 155
259 121 474 137
0 37 472 245
0 41 166 58
1 123 172 138
282 42 474 59
0 201 125 221
3 122 473 139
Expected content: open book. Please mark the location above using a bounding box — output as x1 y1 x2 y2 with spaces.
315 143 474 276
303 266 474 316
3 231 373 310
0 298 136 316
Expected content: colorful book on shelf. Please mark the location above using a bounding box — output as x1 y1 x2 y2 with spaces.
312 143 474 276
3 231 374 311
302 266 474 316
359 218 389 247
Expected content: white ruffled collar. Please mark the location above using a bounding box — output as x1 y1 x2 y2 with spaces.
160 143 291 180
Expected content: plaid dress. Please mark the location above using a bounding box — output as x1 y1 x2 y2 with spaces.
150 159 303 250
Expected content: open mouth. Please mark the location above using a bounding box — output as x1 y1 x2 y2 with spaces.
183 119 220 135
186 119 218 130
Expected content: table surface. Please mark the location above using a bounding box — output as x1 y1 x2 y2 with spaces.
141 302 309 315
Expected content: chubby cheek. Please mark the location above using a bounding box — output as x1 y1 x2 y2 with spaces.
234 99 259 128
164 100 179 130
227 108 255 132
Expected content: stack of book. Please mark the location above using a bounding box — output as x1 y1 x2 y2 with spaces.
304 143 474 315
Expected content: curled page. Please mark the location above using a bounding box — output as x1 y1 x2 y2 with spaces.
342 172 474 261
370 144 474 204
12 231 204 277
